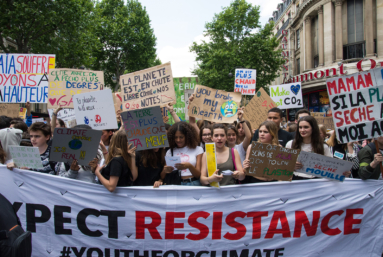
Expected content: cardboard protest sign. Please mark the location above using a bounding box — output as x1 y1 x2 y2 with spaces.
113 93 122 113
9 146 43 169
205 143 219 188
48 108 76 128
0 54 55 103
184 89 194 120
315 116 335 130
243 88 277 130
48 69 104 109
50 128 102 166
169 77 197 122
295 151 353 182
73 88 118 130
311 112 326 118
120 62 176 111
19 107 27 119
234 69 256 95
0 103 19 117
326 68 383 143
270 82 303 109
188 85 242 123
121 106 169 151
247 142 299 181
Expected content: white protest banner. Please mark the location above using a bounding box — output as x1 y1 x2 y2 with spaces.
48 108 76 128
31 118 44 124
48 69 104 109
73 88 118 130
121 106 169 151
188 85 242 123
326 67 383 143
234 69 256 95
120 62 176 110
295 151 353 181
8 146 43 169
0 54 55 103
1 167 383 256
270 82 303 109
49 128 102 165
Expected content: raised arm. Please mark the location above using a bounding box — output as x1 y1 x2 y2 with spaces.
51 107 62 131
167 103 180 123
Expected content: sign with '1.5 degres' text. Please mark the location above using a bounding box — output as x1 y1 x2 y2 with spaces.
48 69 104 109
188 85 242 123
270 82 303 109
326 67 383 143
120 63 176 111
50 128 102 166
121 106 168 151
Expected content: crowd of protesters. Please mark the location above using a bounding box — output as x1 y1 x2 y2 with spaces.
1 94 381 192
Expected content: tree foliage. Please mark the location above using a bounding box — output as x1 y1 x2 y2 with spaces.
190 0 284 92
0 0 96 68
92 0 159 91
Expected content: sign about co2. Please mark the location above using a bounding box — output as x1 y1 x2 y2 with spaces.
269 82 303 109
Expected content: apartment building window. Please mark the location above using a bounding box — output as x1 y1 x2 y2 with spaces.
347 0 363 44
296 58 300 74
313 55 319 68
296 30 300 49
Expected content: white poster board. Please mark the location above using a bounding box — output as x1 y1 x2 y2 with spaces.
295 151 353 182
73 88 118 130
269 82 303 109
48 108 76 128
234 69 256 95
9 146 43 169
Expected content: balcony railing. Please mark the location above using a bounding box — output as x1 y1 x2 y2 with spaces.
343 41 365 60
276 19 290 38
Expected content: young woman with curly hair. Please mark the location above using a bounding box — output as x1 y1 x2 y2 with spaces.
95 130 138 192
285 116 350 179
163 121 203 186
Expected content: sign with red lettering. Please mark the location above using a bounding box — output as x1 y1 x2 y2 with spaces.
326 67 383 143
121 106 169 151
234 69 256 95
1 166 383 256
49 128 102 165
295 151 353 181
0 54 55 103
247 142 299 181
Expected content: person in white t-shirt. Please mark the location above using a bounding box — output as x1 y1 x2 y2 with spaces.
285 116 351 180
164 122 204 186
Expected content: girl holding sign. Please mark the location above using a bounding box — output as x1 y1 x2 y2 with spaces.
285 116 350 179
200 123 245 186
242 121 280 183
165 122 203 186
95 130 137 192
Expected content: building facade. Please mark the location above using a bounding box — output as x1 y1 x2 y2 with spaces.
269 0 383 121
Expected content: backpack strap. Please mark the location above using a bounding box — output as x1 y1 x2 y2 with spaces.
231 148 237 171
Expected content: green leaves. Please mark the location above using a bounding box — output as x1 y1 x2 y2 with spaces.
92 0 159 91
190 0 284 92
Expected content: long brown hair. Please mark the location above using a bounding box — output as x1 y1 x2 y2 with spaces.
105 130 132 167
258 121 279 146
0 144 6 164
140 149 165 168
292 116 324 155
236 120 253 143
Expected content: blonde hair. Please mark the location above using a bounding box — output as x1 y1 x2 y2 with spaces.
105 130 132 167
318 124 327 136
257 121 279 146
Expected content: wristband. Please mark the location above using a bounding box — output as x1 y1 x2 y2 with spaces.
239 120 245 124
103 151 108 155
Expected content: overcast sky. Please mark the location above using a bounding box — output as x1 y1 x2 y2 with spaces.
138 0 282 77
